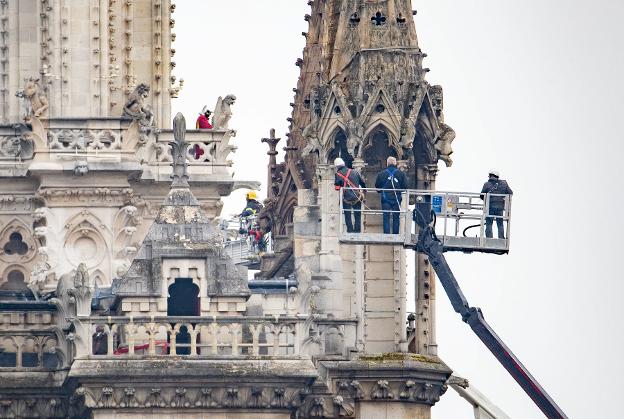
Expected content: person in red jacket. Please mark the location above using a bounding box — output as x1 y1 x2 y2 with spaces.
196 106 213 129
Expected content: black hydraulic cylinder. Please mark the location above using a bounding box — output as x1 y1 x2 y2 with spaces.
414 225 568 419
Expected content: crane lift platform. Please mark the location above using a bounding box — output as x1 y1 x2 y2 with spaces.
337 188 568 419
338 189 511 254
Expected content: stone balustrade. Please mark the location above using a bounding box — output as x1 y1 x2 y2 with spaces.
0 331 63 370
155 128 236 174
84 315 357 359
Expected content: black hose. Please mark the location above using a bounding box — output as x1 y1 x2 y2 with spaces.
462 224 481 237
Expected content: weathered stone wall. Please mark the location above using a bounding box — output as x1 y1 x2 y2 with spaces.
1 0 176 125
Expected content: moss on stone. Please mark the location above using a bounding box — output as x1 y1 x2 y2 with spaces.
358 352 440 364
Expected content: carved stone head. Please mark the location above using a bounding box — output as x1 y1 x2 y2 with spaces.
136 83 150 98
224 94 236 106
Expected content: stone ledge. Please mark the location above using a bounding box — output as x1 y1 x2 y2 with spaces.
69 358 319 382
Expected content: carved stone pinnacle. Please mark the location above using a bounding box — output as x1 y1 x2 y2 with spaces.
170 112 189 188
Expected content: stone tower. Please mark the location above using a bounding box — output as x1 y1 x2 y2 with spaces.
0 0 180 124
263 0 454 355
0 0 247 296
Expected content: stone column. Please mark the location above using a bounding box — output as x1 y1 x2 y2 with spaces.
347 157 366 350
414 164 438 356
316 163 345 317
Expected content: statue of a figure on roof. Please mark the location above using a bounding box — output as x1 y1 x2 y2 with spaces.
212 94 236 130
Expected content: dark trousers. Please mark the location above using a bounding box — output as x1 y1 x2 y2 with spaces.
485 207 505 238
382 201 401 234
343 201 362 233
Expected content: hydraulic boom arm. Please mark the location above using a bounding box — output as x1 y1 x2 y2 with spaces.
413 222 568 419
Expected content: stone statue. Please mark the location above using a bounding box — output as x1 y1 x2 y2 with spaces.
346 118 364 157
435 122 455 167
257 197 277 236
15 89 32 121
400 95 421 150
74 160 89 176
123 83 157 144
400 117 416 150
0 136 21 158
74 263 90 290
18 77 49 120
29 261 52 296
123 83 150 119
301 106 322 158
211 94 236 129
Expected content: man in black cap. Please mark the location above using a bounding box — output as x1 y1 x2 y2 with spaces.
481 169 513 239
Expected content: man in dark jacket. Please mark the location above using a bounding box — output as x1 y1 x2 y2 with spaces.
480 170 513 238
335 157 366 233
375 156 407 234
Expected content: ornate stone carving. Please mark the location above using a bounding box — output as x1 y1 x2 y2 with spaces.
337 380 364 400
38 187 133 205
172 387 191 408
249 387 264 409
0 135 27 159
371 380 394 400
271 387 286 408
68 387 88 418
74 160 89 176
222 387 240 408
118 387 139 408
435 122 455 167
123 83 158 144
308 397 326 417
170 112 189 188
0 195 37 213
212 94 236 130
47 129 122 152
399 380 416 400
96 386 116 408
332 395 355 417
195 388 217 408
112 205 142 278
145 388 167 408
17 77 49 121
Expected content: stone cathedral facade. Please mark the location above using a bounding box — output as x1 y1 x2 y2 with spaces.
0 1 457 418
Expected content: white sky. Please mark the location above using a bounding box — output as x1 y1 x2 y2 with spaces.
172 1 624 417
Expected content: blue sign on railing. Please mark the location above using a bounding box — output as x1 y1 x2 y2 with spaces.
432 195 443 214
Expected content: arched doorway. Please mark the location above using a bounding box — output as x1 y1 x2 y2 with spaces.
167 278 200 355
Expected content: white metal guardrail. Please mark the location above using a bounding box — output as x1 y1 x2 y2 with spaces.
337 188 511 253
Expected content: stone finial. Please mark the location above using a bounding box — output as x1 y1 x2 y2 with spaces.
170 112 189 188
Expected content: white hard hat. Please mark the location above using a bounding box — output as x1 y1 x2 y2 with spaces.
488 169 500 178
201 105 211 114
334 157 345 167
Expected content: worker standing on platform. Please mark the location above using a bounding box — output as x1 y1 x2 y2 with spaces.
375 156 407 234
196 106 213 129
481 170 513 239
240 191 265 251
334 157 366 233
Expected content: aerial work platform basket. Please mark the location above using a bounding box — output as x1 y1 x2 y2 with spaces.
337 188 512 254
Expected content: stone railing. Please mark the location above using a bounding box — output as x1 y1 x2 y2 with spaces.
153 129 236 175
47 128 123 152
82 315 357 359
